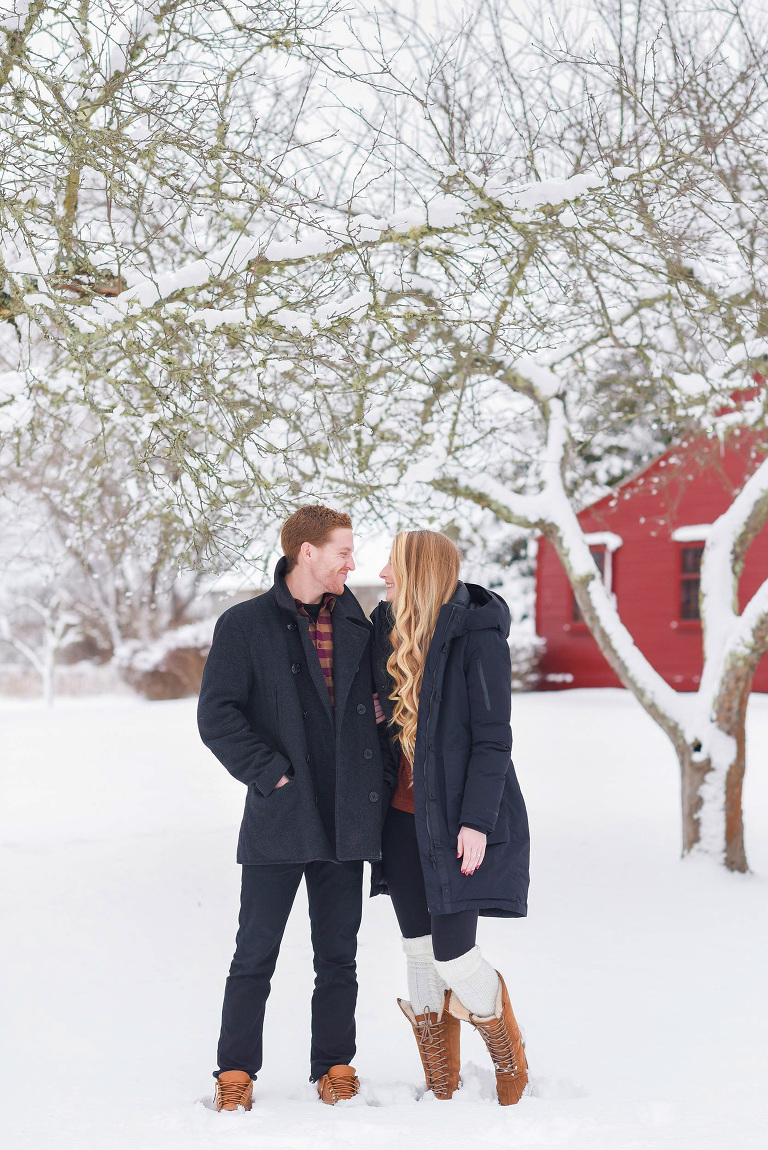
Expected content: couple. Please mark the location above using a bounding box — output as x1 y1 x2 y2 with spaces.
197 505 530 1112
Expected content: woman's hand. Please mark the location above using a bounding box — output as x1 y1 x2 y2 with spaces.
457 827 487 875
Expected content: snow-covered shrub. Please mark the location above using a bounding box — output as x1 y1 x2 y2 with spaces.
115 617 217 701
509 626 546 692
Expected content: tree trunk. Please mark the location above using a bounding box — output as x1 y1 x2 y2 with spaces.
678 669 750 873
716 670 751 874
679 746 711 856
41 658 54 708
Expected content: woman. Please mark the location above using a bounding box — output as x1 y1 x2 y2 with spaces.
371 530 530 1105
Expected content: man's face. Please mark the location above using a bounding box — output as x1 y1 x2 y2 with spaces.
308 528 356 595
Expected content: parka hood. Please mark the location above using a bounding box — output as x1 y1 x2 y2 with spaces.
371 582 510 639
455 582 511 637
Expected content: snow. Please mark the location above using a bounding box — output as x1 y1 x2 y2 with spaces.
273 308 314 336
8 254 53 274
497 173 605 212
424 194 468 228
724 339 768 366
514 356 562 398
671 525 712 542
191 307 249 331
115 616 216 674
673 372 710 396
3 690 768 1150
583 531 623 552
263 236 337 262
119 260 212 309
315 289 372 325
351 214 388 237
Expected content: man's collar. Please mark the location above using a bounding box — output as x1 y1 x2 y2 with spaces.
273 555 363 622
294 593 336 616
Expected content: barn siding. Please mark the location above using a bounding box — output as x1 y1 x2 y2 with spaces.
535 432 768 692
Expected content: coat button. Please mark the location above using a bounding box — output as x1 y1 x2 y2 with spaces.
287 622 296 630
428 741 434 750
363 748 373 759
369 791 379 802
357 703 367 715
306 754 310 763
303 709 308 718
291 662 301 674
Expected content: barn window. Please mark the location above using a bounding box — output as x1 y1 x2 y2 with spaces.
679 546 704 621
572 547 607 622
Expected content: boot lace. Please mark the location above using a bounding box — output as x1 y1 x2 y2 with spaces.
417 1015 452 1095
325 1070 359 1101
476 1015 518 1076
216 1078 250 1109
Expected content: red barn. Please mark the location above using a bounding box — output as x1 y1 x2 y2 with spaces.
535 425 768 692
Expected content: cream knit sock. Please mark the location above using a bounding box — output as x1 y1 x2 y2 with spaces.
434 945 500 1018
402 935 447 1016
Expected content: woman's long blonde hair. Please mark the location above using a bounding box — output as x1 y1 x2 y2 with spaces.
386 530 461 765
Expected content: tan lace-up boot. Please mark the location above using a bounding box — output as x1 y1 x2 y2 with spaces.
316 1064 360 1104
214 1069 253 1112
448 973 528 1105
398 992 461 1100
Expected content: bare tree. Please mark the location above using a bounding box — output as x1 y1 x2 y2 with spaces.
0 592 81 705
3 0 768 869
1 0 361 520
1 412 221 651
302 0 768 871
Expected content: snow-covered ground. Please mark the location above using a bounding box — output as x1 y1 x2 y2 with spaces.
2 689 768 1150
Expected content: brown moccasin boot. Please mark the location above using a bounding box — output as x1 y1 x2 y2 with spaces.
398 992 461 1100
214 1069 253 1112
448 973 527 1105
316 1064 359 1104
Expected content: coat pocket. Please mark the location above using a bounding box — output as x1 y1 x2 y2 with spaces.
269 777 295 797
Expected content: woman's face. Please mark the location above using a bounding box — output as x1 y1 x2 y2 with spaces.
379 554 397 601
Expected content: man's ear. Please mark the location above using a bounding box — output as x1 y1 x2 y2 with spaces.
300 541 313 564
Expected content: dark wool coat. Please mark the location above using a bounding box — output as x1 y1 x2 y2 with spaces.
198 558 397 864
371 583 530 918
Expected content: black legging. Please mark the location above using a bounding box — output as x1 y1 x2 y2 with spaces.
381 806 478 962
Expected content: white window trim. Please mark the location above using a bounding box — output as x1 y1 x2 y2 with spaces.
672 524 712 542
583 532 622 599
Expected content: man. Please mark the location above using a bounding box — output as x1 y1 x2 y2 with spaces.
198 505 396 1111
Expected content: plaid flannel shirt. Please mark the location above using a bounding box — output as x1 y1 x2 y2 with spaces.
295 594 336 709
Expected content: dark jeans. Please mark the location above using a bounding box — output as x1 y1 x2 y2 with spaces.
381 807 478 961
216 860 363 1082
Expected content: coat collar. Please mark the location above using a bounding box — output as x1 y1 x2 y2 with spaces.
272 556 366 623
272 556 370 722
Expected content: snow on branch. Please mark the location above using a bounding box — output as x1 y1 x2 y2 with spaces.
700 454 768 642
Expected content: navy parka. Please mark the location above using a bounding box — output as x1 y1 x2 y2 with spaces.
371 582 530 918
